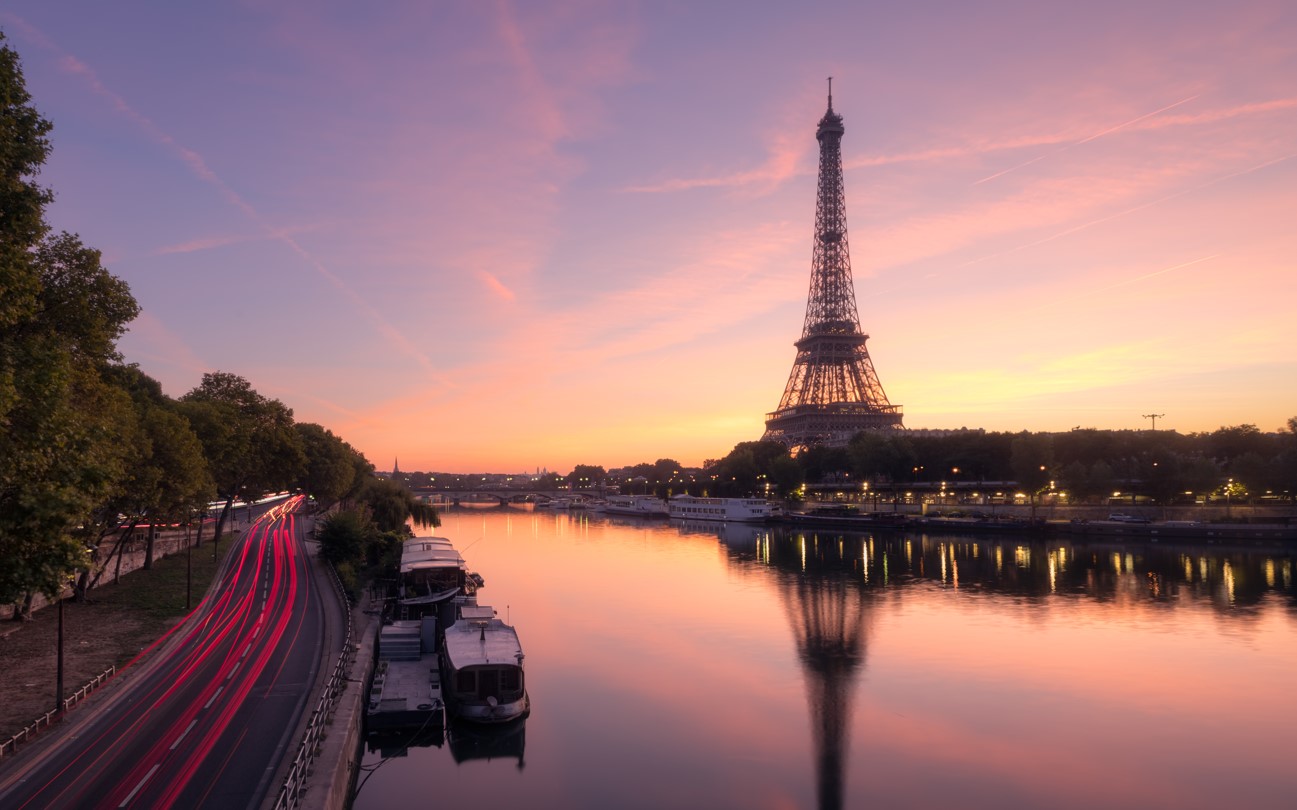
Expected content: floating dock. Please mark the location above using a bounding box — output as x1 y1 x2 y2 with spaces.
367 618 444 731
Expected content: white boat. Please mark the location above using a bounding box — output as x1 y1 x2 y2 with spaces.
667 495 775 523
399 536 481 606
441 605 530 724
603 494 669 518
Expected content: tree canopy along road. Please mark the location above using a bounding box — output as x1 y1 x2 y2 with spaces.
0 494 335 809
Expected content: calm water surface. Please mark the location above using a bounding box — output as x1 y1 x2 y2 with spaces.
353 507 1297 809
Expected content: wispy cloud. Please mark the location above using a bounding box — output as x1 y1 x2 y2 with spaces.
624 130 806 194
478 271 517 301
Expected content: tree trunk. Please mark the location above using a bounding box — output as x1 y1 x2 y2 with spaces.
212 496 236 558
73 526 112 602
88 519 139 592
144 520 157 570
18 591 35 621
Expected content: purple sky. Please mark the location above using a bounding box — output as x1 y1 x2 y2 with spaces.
5 1 1295 471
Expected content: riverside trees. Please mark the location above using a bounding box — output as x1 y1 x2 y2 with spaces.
1 34 139 609
692 421 1297 506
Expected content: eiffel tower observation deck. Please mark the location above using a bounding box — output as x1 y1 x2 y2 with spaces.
764 81 903 452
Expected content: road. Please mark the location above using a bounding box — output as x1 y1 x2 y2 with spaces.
0 495 334 809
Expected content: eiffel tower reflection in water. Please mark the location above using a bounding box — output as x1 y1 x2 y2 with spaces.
687 521 874 810
684 519 1297 810
781 544 871 810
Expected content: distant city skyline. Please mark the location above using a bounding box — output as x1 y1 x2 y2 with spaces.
4 2 1295 472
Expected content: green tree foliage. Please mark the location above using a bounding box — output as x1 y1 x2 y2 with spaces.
358 476 439 533
847 430 917 483
797 445 852 484
0 39 141 607
0 31 52 330
1009 432 1055 494
180 372 305 544
296 422 362 509
707 441 795 497
569 464 606 488
316 509 375 569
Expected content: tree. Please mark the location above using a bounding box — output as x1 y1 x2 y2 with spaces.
847 431 916 484
1010 433 1054 519
707 441 793 497
357 476 438 533
296 422 361 509
569 464 606 489
0 31 52 331
0 79 140 611
316 509 375 569
179 373 305 551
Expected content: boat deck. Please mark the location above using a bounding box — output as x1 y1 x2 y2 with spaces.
368 620 445 730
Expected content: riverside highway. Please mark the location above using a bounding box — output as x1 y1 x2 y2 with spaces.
0 495 338 809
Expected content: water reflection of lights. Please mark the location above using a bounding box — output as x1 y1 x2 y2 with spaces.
995 545 1003 574
1048 556 1056 593
1184 556 1194 581
940 543 947 583
1015 546 1030 569
1223 561 1236 604
1265 559 1275 588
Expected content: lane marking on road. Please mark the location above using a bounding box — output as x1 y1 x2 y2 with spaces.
119 763 160 807
204 685 223 709
227 661 240 681
170 719 198 750
242 642 252 659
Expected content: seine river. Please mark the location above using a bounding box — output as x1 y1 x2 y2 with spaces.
352 506 1297 809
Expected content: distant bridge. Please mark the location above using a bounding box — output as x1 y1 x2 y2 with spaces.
411 488 597 506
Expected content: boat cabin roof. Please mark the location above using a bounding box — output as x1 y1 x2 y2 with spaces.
400 537 466 574
444 606 524 667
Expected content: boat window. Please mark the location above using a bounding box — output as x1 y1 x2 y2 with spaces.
478 668 500 700
456 669 476 693
501 668 521 693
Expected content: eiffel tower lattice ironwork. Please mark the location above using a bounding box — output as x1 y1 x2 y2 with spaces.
764 81 903 452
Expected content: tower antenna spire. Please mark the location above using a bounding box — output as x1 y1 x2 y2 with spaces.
827 76 833 109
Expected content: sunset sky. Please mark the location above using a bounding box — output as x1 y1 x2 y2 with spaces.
5 1 1295 473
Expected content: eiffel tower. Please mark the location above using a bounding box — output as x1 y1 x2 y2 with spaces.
764 81 902 452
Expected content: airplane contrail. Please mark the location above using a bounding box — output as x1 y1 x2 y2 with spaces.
1092 254 1221 295
975 94 1201 185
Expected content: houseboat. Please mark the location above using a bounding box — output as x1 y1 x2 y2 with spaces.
667 495 776 523
441 605 530 724
398 536 481 607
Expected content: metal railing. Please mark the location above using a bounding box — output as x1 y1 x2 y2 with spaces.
0 665 116 759
271 561 356 810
